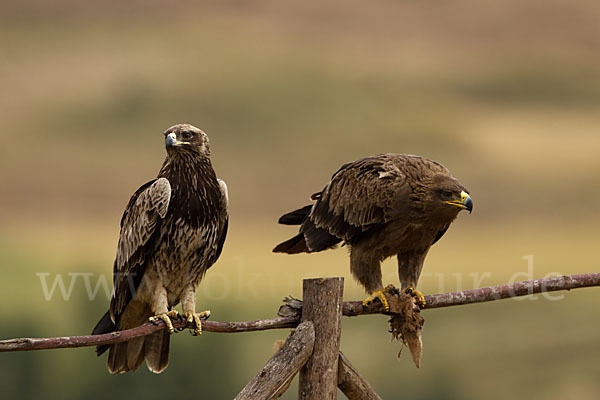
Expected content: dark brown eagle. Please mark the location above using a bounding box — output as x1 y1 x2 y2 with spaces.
273 154 472 309
92 124 229 374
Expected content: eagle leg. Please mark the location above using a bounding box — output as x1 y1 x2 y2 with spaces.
404 287 426 309
362 284 396 312
180 284 211 336
183 310 211 336
149 310 181 334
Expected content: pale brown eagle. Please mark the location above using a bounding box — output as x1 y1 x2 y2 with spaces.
273 154 472 309
92 124 229 374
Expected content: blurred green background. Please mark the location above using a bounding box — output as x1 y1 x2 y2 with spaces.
1 1 599 399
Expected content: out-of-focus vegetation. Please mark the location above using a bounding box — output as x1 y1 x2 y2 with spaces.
1 1 599 399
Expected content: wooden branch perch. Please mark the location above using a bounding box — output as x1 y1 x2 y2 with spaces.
235 320 315 400
343 272 600 315
298 277 344 399
1 273 598 353
0 317 298 353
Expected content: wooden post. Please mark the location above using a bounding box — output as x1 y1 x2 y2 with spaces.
235 321 315 400
337 352 382 400
298 277 344 400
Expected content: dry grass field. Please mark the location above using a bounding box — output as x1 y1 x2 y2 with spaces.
1 1 599 398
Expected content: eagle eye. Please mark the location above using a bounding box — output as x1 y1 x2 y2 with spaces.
182 131 193 141
439 189 453 199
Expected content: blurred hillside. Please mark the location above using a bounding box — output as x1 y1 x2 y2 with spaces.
1 1 600 399
2 0 600 225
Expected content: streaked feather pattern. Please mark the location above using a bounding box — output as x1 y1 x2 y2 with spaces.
92 124 228 374
274 153 470 294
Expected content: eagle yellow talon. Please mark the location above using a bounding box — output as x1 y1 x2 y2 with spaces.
183 310 211 336
405 287 426 309
362 286 393 312
149 310 181 334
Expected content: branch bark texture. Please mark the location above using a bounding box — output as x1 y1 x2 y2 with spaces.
0 273 597 353
235 320 315 400
298 277 344 400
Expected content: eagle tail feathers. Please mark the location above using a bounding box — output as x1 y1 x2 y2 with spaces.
95 304 169 374
144 329 170 374
273 221 342 254
278 205 312 225
275 204 342 253
126 336 145 371
273 233 310 254
107 341 129 373
92 311 115 356
303 221 342 252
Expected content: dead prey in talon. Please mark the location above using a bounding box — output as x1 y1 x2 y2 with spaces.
404 287 426 309
362 285 395 312
274 153 472 314
91 124 229 374
362 285 426 311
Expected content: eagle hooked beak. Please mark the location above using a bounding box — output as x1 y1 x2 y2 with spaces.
165 132 184 148
446 191 473 213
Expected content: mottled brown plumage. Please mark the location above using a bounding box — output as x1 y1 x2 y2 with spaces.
92 124 228 374
274 154 472 294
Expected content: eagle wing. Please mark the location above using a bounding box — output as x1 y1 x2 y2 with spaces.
310 154 411 242
213 179 229 262
110 177 171 323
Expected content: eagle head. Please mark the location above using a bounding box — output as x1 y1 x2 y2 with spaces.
423 174 473 220
164 124 210 157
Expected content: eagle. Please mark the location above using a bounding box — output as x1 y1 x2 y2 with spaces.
92 124 229 374
273 153 472 309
